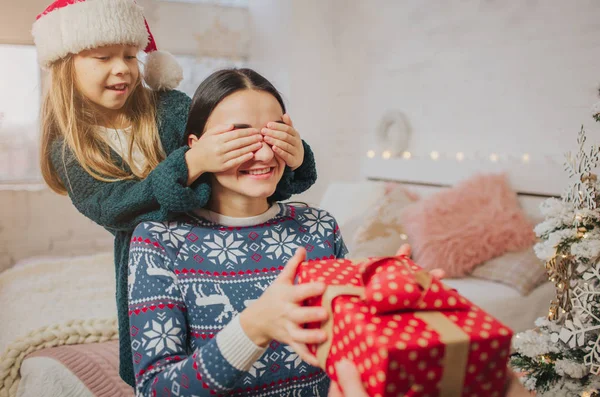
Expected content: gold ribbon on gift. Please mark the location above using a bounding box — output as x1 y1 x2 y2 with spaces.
315 262 470 397
414 312 469 397
316 285 365 369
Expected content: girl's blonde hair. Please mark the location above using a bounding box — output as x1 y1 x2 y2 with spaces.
40 55 165 194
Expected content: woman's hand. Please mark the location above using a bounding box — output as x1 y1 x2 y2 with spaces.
185 124 263 185
240 248 328 367
261 114 304 170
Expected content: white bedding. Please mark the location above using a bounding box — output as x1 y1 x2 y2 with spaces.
17 358 93 397
0 252 118 397
435 277 554 333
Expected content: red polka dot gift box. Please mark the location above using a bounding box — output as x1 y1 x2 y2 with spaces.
296 256 513 397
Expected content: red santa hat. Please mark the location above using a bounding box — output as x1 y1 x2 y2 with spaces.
32 0 183 91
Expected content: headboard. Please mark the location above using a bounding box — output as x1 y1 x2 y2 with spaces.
361 156 567 198
360 155 568 219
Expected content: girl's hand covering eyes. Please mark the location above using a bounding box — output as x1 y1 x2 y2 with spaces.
261 114 304 171
185 123 263 184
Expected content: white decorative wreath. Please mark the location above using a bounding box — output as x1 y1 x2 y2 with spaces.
375 110 411 155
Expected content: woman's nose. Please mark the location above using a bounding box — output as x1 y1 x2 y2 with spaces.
253 142 275 162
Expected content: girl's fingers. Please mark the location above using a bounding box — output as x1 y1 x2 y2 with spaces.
222 134 263 152
261 127 295 141
222 152 254 170
266 121 292 133
222 146 259 165
272 146 296 166
288 342 320 367
282 113 294 128
203 124 235 136
267 118 297 135
221 127 261 142
288 306 328 324
289 281 327 302
264 136 296 155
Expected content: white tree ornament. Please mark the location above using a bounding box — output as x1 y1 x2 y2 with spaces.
558 260 600 375
564 127 600 211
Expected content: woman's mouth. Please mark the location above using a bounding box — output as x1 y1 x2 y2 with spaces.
240 167 274 179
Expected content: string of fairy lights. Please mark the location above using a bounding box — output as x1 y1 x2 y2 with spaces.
366 149 538 164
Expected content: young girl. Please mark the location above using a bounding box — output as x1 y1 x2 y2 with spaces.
33 0 318 387
127 68 345 396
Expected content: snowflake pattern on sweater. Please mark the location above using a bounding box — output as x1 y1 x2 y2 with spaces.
128 203 347 396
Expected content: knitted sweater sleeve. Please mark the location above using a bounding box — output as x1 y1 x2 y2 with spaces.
128 223 266 396
49 91 210 233
270 140 318 202
51 142 210 232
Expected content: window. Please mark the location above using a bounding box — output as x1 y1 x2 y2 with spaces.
159 0 248 7
0 45 41 183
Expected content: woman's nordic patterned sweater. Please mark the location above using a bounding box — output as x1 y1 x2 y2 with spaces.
128 203 347 396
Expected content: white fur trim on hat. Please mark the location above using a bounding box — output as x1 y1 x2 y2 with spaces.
32 0 149 67
144 50 183 91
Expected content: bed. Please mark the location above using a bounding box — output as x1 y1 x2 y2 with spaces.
318 153 566 335
0 253 129 397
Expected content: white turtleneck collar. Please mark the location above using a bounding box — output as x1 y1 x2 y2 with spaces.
191 203 283 227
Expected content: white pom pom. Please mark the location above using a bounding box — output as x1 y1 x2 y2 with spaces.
144 50 183 91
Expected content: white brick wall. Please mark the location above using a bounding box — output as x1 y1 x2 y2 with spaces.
353 0 600 156
249 0 600 203
0 187 113 272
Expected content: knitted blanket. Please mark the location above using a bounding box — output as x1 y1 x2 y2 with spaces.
21 340 133 397
0 253 118 397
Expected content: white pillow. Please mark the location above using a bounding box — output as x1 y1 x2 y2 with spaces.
318 181 386 252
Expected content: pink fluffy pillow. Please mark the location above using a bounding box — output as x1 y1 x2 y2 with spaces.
400 173 535 277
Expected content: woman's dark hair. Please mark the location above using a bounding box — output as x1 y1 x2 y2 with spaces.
184 68 286 140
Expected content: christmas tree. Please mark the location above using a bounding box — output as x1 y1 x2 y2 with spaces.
511 103 600 396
